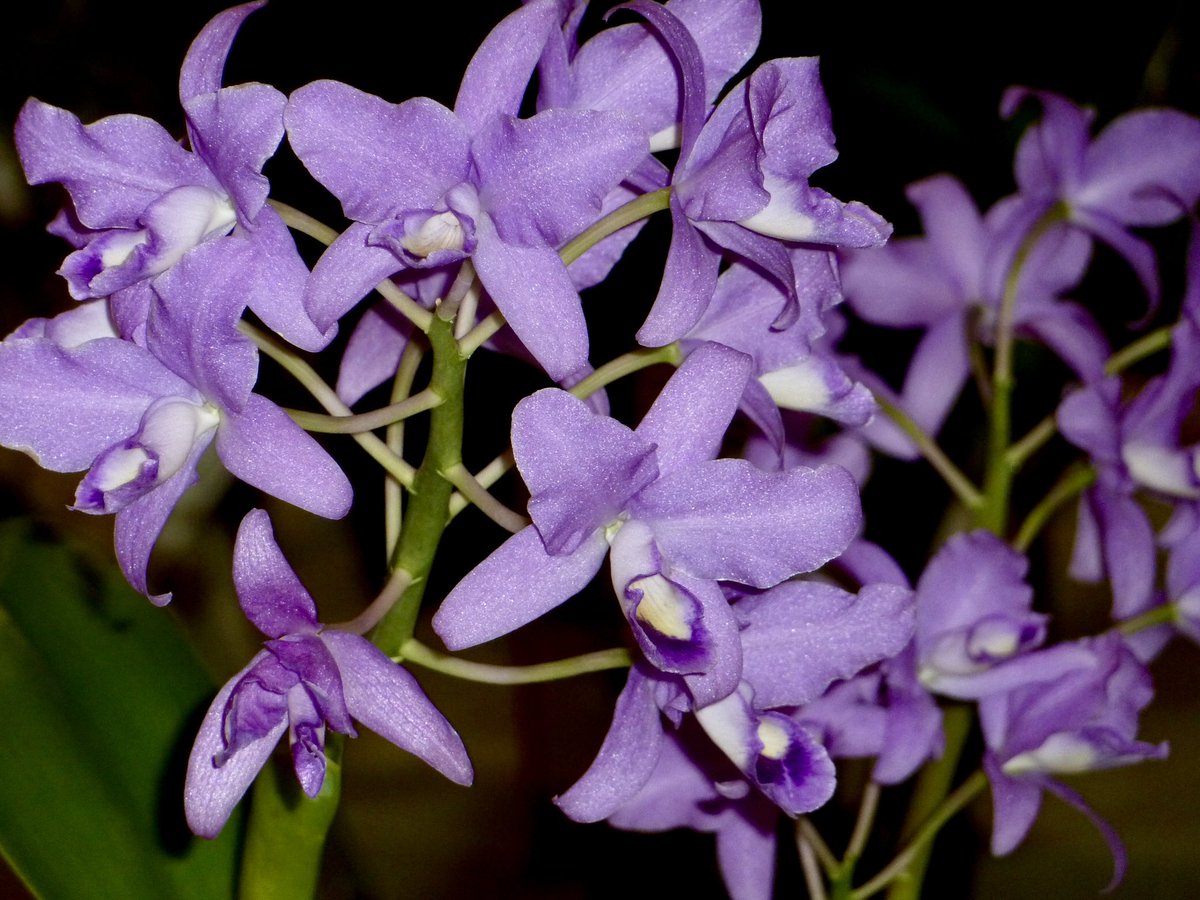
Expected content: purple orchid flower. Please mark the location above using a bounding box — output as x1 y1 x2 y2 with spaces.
433 342 863 708
998 88 1200 306
284 0 648 384
15 2 329 351
840 174 1105 459
911 531 1060 699
554 576 913 824
1058 313 1200 635
185 510 472 838
619 0 890 348
684 255 876 455
0 241 351 602
978 633 1167 888
531 0 762 289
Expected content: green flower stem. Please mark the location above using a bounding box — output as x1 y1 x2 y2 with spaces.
558 187 672 266
441 462 530 532
448 449 515 519
269 200 432 333
1105 325 1174 375
1117 603 1180 636
1004 413 1059 472
269 199 339 245
458 187 673 358
799 834 831 900
828 782 883 898
979 205 1065 534
240 322 415 488
797 817 839 876
238 736 343 900
328 565 414 637
371 313 466 657
386 341 426 558
1006 323 1177 472
399 639 631 684
1013 464 1096 552
882 704 972 900
853 769 987 900
873 393 983 511
286 387 443 434
569 343 683 400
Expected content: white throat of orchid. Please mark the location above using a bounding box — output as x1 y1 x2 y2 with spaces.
737 172 818 242
1002 732 1098 776
141 399 222 482
756 718 790 760
628 573 694 640
1122 441 1200 499
401 211 467 259
759 360 831 413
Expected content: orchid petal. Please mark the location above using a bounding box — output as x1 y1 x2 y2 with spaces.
232 509 320 638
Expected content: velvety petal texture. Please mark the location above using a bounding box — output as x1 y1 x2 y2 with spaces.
185 511 472 837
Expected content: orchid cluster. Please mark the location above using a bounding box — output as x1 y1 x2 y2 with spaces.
4 1 1200 897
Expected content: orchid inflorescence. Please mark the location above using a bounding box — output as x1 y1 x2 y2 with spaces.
4 1 1200 897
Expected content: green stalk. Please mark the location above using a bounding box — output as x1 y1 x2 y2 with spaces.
370 313 466 657
238 736 343 900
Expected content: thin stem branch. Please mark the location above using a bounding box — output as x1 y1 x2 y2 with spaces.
448 449 516 519
852 771 987 900
569 343 683 400
441 462 530 533
1012 464 1096 552
1117 603 1179 636
286 388 442 433
385 341 425 558
1005 413 1059 472
1105 324 1173 375
240 322 415 487
398 639 632 684
558 187 671 266
797 818 839 876
874 393 983 510
846 781 882 863
800 834 831 900
269 199 339 244
327 565 414 636
269 199 432 333
979 204 1065 534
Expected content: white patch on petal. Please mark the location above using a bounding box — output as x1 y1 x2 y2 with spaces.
695 687 755 769
757 719 790 760
649 123 681 153
48 300 119 348
967 619 1021 660
1003 732 1097 776
92 445 152 491
99 230 150 268
1122 441 1200 499
737 173 817 241
629 574 693 640
143 185 238 275
759 360 830 412
402 211 466 258
140 398 221 481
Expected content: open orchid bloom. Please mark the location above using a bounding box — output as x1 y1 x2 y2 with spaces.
285 0 648 384
186 510 472 838
434 342 862 702
0 242 351 602
15 2 329 351
978 634 1166 888
999 88 1200 306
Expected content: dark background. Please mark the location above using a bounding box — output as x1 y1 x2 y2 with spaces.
1 2 1198 897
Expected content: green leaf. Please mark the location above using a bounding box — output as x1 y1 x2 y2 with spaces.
0 520 240 900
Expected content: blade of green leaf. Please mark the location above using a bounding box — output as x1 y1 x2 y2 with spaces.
0 520 240 900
